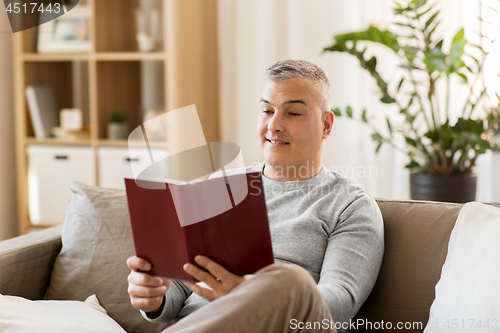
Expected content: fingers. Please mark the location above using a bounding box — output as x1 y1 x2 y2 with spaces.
127 256 171 313
182 256 249 302
128 270 165 287
127 271 168 313
183 262 219 287
183 281 216 302
127 280 166 313
128 291 165 313
128 277 167 298
193 255 230 281
127 256 151 272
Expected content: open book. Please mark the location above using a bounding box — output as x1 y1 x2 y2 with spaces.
124 171 274 281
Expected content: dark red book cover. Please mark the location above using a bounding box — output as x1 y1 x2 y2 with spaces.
125 172 274 281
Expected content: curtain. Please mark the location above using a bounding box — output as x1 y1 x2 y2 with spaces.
217 0 494 200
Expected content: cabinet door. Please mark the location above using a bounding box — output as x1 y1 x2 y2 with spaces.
27 145 95 225
97 147 168 190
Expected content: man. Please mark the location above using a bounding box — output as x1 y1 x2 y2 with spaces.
127 59 384 333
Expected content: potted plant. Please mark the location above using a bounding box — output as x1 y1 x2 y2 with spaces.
323 0 500 203
107 108 129 140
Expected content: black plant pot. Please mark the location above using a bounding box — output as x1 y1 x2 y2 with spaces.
410 172 477 203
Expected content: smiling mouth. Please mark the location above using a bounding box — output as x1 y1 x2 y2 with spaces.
266 138 290 145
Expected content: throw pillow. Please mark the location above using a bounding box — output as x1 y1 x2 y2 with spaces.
424 202 500 332
43 182 167 333
0 294 125 332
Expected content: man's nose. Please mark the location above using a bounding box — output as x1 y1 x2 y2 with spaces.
267 113 285 132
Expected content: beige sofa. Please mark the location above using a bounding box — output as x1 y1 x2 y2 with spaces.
0 182 486 332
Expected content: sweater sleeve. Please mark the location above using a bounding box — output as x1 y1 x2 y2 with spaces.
141 279 192 323
317 191 384 331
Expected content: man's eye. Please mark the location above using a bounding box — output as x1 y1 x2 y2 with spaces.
262 110 273 114
289 113 301 116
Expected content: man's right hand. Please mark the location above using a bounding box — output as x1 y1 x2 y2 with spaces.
127 256 171 314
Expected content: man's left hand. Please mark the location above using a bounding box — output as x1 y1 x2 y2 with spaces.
183 255 252 301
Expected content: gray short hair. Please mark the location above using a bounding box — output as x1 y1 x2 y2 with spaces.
264 59 332 114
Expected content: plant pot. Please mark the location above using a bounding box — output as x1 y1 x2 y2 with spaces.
410 172 477 203
107 122 129 140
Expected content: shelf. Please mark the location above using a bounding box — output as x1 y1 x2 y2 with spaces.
23 61 90 138
14 0 219 234
21 52 166 62
94 0 164 53
98 139 168 149
94 52 166 61
22 53 90 61
25 138 92 146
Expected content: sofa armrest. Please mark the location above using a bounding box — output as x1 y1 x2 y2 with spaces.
0 225 62 300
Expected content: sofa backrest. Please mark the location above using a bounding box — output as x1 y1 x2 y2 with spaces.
354 199 462 333
43 182 167 333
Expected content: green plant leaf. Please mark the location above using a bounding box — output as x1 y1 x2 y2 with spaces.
426 20 440 42
416 4 434 18
346 106 353 118
361 109 368 122
386 118 393 135
110 109 126 123
424 12 439 31
375 141 383 153
424 47 448 72
405 94 415 110
380 96 396 104
424 130 439 142
405 136 417 147
399 64 421 71
447 29 466 74
371 133 383 141
457 73 468 83
397 77 405 92
332 107 342 116
405 160 420 169
324 25 399 53
394 22 417 29
411 0 427 9
367 56 377 71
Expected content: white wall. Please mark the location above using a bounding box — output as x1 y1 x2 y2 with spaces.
0 12 18 240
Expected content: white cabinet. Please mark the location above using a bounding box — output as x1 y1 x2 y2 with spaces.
27 145 95 226
97 147 168 190
493 151 500 202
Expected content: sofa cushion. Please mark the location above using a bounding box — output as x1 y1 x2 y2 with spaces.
424 202 500 332
43 182 167 333
0 294 125 333
355 199 463 333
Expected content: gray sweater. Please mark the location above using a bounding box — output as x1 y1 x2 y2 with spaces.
144 163 384 332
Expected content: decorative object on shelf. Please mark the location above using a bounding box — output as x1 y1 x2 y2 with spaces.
37 5 91 53
25 84 58 140
51 127 90 140
60 108 83 131
142 109 167 141
323 0 500 203
107 109 129 140
135 0 160 52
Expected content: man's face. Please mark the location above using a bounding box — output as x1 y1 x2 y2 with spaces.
258 77 333 172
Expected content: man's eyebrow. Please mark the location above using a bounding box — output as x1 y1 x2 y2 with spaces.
259 98 307 106
284 99 307 106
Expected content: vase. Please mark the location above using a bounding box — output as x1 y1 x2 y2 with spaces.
107 122 129 140
410 172 477 203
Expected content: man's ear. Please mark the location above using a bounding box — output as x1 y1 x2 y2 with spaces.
322 111 334 138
